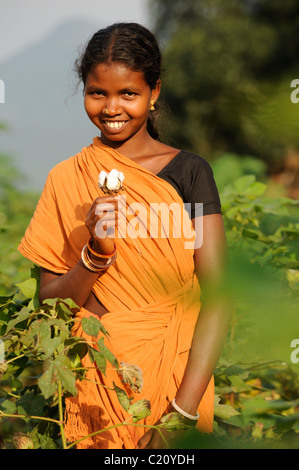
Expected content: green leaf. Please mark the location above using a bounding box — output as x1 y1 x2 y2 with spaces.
223 365 247 377
229 375 253 393
43 297 78 317
66 337 88 360
81 315 109 338
214 395 240 420
98 337 119 371
0 356 29 381
15 277 38 300
17 391 45 419
48 318 70 342
160 412 190 431
54 355 77 396
6 307 31 333
0 398 17 414
82 316 102 337
243 181 266 197
38 358 57 399
242 228 262 239
233 175 256 193
61 298 79 310
55 302 74 321
36 433 60 449
38 354 77 399
113 382 132 411
0 293 15 311
88 346 107 375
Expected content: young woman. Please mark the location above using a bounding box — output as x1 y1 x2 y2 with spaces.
18 23 231 449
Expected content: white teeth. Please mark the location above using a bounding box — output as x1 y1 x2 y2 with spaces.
105 121 126 129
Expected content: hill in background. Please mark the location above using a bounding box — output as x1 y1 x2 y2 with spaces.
0 19 101 190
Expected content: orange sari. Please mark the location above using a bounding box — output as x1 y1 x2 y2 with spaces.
18 137 214 448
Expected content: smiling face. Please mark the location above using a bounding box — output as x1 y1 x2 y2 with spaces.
84 63 161 148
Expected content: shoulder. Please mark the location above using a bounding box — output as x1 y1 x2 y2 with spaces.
49 156 75 177
163 150 216 187
174 151 221 214
47 145 89 183
176 150 214 173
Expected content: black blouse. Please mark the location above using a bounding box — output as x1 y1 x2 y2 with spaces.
157 150 222 218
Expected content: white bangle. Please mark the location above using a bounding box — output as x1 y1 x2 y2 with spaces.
171 399 199 421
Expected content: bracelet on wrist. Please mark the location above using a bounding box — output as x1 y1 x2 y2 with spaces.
81 244 117 273
171 398 200 421
88 238 117 259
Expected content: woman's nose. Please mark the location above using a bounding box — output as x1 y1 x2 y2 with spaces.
103 98 122 116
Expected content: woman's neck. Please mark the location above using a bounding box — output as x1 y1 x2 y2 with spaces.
100 129 158 160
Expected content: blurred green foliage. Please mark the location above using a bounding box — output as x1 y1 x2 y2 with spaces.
151 0 299 167
0 151 39 295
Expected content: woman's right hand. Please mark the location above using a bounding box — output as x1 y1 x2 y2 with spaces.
85 194 120 255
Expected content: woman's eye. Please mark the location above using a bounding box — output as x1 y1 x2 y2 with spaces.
88 90 104 97
123 92 136 98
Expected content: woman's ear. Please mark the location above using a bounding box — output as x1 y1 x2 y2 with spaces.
151 79 161 103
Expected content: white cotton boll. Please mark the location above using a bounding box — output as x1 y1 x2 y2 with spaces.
109 169 119 178
106 173 120 191
98 169 125 193
99 171 107 188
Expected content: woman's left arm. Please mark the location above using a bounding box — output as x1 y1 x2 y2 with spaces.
137 213 233 448
174 213 232 415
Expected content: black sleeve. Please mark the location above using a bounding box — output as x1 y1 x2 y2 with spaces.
157 151 222 218
182 153 222 218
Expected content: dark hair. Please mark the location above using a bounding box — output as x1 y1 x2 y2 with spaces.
75 23 163 140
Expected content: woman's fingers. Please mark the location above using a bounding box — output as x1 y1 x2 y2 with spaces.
86 195 119 236
87 195 119 217
136 429 154 449
95 215 118 239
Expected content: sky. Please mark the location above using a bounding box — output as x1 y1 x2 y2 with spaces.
0 0 150 63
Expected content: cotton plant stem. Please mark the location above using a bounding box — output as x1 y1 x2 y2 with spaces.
1 384 67 450
81 376 115 390
66 419 132 449
66 419 169 449
58 381 67 449
6 353 26 364
0 411 62 426
0 408 170 449
128 422 170 448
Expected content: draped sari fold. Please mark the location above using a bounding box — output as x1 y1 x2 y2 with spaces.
18 137 214 448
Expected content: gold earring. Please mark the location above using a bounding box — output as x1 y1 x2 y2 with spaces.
150 100 155 111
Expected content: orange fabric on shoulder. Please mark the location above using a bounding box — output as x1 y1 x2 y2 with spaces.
18 138 214 448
